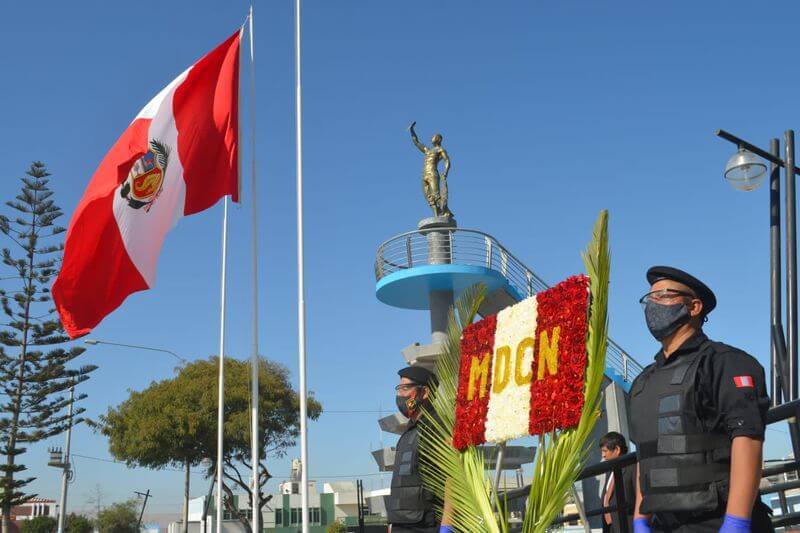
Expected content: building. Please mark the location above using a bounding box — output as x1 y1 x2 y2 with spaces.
168 459 385 533
764 457 800 533
168 492 273 533
270 476 386 532
0 497 58 531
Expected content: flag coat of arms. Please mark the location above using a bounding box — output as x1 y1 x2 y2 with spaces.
53 31 241 339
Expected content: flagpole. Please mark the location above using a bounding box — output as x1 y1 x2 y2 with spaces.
247 6 260 533
295 0 309 532
216 196 229 533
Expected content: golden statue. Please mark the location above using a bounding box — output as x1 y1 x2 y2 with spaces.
409 121 452 218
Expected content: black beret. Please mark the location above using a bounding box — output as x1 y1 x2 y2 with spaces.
398 366 437 387
646 265 716 315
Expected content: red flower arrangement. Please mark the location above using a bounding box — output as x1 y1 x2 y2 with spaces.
452 275 591 450
528 275 590 435
452 314 497 450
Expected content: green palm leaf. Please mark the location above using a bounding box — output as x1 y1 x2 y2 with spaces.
522 209 610 532
419 283 503 533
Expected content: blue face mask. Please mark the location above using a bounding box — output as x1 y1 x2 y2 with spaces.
644 301 690 341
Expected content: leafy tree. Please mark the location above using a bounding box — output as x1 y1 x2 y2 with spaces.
0 162 96 533
94 499 138 533
64 513 93 533
20 516 56 533
326 520 348 533
97 356 322 533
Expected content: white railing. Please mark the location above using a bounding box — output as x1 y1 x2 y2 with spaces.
375 227 643 382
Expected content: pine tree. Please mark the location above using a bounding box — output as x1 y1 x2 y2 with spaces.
0 162 96 533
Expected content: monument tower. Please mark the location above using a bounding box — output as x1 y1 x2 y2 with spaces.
371 124 642 522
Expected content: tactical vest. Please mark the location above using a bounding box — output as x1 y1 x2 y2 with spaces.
629 340 731 514
387 421 438 528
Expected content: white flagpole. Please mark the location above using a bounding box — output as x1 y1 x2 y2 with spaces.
216 196 229 533
295 0 309 532
247 6 260 533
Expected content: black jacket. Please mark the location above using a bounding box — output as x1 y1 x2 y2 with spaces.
387 415 440 532
628 332 769 516
601 463 636 533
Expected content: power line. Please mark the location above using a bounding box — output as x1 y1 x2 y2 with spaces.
324 410 393 414
71 454 207 475
71 452 384 479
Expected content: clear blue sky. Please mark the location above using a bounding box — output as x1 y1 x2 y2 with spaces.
1 0 798 518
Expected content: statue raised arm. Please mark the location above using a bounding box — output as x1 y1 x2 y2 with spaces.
409 121 427 154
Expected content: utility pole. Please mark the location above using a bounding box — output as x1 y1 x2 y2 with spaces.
201 470 216 533
135 490 151 530
54 384 75 533
356 479 365 533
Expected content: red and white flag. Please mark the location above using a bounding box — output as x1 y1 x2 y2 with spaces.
53 31 241 339
453 276 591 450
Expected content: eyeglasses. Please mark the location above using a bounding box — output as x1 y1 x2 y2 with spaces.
639 288 697 307
394 383 422 392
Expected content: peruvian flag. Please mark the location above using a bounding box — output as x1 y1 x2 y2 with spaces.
53 30 241 339
453 276 590 450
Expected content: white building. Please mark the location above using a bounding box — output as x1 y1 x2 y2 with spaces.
0 497 58 524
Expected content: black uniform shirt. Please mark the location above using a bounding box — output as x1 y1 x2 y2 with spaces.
651 331 770 440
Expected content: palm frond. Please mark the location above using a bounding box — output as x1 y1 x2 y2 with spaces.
419 283 503 533
522 209 610 532
150 139 171 169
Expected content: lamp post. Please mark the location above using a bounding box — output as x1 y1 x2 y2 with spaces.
716 129 800 461
83 339 188 365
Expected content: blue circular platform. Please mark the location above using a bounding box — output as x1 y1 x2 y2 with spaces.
375 264 513 310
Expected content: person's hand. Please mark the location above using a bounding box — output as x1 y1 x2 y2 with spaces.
633 517 652 533
719 514 751 532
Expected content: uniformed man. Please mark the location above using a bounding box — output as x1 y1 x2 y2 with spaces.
629 266 772 533
387 366 442 533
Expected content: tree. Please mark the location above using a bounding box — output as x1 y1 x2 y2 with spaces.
83 483 104 518
20 516 56 533
64 513 93 533
0 162 96 533
97 356 322 533
94 500 138 533
96 374 205 533
326 520 348 533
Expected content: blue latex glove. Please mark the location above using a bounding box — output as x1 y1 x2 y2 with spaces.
719 514 751 532
633 517 652 533
439 526 454 533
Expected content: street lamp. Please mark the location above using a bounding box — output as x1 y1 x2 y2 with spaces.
717 129 799 404
716 129 800 465
724 147 768 191
84 339 188 365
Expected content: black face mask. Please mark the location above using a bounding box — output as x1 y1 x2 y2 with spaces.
644 300 690 341
396 394 417 418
